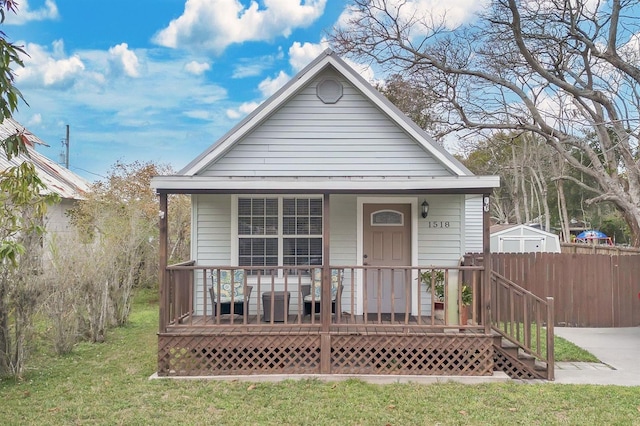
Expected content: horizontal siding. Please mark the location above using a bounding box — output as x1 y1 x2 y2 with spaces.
193 194 231 314
200 69 452 178
418 195 463 266
464 195 483 253
190 193 469 317
330 195 358 311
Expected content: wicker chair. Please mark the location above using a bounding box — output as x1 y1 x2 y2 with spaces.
209 269 252 317
301 268 343 317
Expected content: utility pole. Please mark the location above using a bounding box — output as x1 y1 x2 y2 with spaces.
61 124 70 169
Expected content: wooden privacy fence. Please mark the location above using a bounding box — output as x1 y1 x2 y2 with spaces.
561 242 640 256
466 253 640 327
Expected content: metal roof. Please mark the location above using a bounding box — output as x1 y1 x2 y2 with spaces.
0 118 91 200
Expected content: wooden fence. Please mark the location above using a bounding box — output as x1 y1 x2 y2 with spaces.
466 253 640 327
561 242 640 256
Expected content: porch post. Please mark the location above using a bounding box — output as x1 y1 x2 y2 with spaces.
321 192 331 373
321 192 331 333
158 192 168 333
482 192 492 334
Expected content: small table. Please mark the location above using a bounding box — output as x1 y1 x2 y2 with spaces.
262 291 291 322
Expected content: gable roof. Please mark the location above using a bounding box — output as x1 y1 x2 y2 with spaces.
0 118 91 200
152 50 499 193
181 49 470 177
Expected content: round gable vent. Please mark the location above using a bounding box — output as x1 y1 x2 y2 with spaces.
316 79 343 104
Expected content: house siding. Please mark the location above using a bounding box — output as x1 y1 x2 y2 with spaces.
199 70 453 178
44 199 78 237
191 193 466 317
193 194 232 314
418 195 464 318
330 194 357 312
464 194 483 254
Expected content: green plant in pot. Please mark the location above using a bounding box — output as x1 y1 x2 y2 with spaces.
420 269 445 302
460 283 473 306
460 283 473 326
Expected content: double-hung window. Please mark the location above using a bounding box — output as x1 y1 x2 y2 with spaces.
237 196 323 273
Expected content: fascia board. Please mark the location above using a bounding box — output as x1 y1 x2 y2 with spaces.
151 175 500 191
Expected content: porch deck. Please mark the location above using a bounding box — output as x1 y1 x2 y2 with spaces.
157 264 553 380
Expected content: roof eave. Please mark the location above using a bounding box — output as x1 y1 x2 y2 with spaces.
151 175 500 194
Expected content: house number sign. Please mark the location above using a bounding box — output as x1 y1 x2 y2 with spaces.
426 221 450 228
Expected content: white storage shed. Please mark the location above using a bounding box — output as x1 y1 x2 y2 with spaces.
490 224 561 253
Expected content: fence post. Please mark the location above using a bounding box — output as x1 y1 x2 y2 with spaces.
546 296 555 380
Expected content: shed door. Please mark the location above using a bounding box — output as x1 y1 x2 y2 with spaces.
363 204 411 313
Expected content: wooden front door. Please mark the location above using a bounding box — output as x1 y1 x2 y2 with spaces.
363 203 411 313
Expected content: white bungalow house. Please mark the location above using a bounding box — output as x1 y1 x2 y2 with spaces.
0 118 91 250
150 50 553 380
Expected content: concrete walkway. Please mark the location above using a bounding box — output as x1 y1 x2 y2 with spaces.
553 327 640 386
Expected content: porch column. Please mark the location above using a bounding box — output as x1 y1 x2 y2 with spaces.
321 192 331 333
321 192 331 374
482 193 492 334
158 192 168 333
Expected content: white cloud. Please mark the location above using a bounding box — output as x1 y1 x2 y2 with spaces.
232 63 265 78
226 101 261 119
288 40 376 83
184 109 212 119
108 43 141 78
27 113 42 126
4 0 59 25
258 70 290 97
343 58 376 84
337 0 487 36
153 0 327 54
288 40 329 71
184 60 211 75
16 41 85 88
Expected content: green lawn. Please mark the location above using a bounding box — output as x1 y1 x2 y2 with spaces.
0 290 637 425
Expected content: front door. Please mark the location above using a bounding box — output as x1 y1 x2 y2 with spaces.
363 203 411 313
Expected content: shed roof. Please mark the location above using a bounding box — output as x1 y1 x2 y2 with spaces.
490 224 559 238
0 118 91 200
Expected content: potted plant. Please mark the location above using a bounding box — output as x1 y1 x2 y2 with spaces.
460 283 473 326
420 269 445 319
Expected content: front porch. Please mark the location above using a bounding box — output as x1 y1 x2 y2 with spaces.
158 263 497 376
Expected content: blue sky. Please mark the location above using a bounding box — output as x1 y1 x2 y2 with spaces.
6 0 349 180
6 0 483 182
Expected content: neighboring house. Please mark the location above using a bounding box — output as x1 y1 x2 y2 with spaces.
490 224 561 253
150 50 551 380
0 118 91 251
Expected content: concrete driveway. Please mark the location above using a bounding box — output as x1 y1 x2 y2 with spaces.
553 327 640 386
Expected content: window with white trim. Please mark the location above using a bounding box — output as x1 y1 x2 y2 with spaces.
238 197 323 272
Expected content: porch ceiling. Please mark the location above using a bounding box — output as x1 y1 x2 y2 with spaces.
151 175 500 194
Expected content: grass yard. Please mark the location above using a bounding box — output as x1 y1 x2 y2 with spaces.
0 289 638 425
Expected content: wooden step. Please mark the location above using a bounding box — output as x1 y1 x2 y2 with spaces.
494 336 546 374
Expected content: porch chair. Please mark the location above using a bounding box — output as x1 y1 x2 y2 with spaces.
209 269 253 317
301 268 343 317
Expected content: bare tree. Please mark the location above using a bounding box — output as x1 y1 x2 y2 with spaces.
332 0 640 245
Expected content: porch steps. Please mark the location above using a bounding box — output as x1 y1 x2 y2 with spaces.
492 333 548 380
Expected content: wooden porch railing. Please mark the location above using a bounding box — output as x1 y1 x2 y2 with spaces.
160 263 486 332
491 271 555 380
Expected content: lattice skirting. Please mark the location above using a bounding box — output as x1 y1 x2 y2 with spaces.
330 335 494 376
158 334 322 376
158 333 494 377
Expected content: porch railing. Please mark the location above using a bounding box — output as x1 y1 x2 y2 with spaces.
491 271 555 380
160 262 486 332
